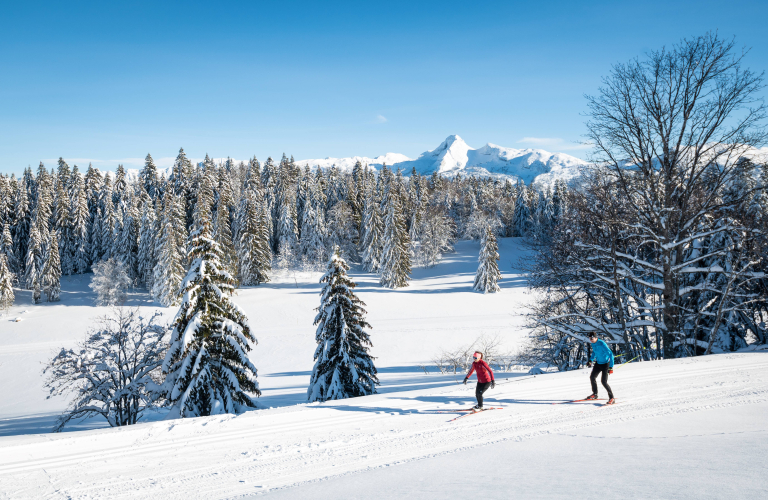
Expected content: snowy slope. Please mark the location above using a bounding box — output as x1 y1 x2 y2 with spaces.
0 353 765 499
297 135 588 188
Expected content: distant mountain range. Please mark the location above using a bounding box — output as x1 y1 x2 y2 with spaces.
296 135 589 188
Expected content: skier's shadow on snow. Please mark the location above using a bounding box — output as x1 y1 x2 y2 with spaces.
408 396 561 406
313 405 423 416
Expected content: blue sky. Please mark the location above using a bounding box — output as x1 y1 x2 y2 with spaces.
1 0 767 176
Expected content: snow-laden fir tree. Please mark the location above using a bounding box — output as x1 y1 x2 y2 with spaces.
379 192 411 288
360 185 384 273
151 192 186 306
54 180 73 275
137 200 158 289
237 190 271 286
100 192 116 261
140 154 159 199
24 221 43 295
299 196 326 266
307 248 378 402
41 230 61 302
161 173 260 418
69 173 89 274
473 224 501 293
0 254 14 312
89 207 103 265
0 222 18 277
214 197 237 277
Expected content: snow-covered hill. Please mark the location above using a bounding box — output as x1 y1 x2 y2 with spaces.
0 238 766 499
297 135 588 188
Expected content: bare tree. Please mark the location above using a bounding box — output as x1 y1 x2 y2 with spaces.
583 32 767 358
43 308 167 432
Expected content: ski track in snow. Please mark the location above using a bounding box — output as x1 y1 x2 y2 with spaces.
0 353 765 499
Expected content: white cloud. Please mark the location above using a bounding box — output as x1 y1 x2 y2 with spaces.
374 114 388 123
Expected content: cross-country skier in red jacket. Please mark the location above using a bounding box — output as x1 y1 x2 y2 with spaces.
463 351 495 410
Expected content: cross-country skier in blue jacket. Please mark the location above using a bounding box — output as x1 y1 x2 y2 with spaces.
585 333 615 404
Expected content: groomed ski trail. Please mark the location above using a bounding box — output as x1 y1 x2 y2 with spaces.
0 353 765 499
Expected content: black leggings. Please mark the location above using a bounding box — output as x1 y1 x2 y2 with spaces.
476 382 492 407
590 363 614 399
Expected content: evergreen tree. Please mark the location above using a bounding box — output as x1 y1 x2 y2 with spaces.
24 221 43 294
360 185 384 273
140 154 159 199
214 196 236 277
42 230 61 302
299 196 326 265
70 173 89 273
513 182 530 237
151 195 185 306
89 207 103 264
161 179 260 417
379 193 411 288
54 180 73 275
1 222 19 277
12 182 31 272
473 225 502 293
307 249 378 402
237 191 271 286
0 254 14 312
116 195 140 284
137 200 158 289
101 192 117 261
113 164 127 208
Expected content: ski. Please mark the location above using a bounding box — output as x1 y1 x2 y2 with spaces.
448 407 502 422
601 400 617 407
552 398 606 405
424 407 503 414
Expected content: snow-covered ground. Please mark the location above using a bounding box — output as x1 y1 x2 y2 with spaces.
1 238 766 499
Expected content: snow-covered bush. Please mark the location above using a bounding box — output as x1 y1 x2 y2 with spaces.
308 248 378 402
42 308 166 432
90 257 131 306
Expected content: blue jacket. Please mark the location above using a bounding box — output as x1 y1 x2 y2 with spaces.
590 339 614 368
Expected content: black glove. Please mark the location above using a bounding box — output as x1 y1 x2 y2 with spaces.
587 361 592 368
463 377 468 385
491 380 495 389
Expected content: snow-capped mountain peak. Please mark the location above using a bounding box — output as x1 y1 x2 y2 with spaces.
295 134 589 188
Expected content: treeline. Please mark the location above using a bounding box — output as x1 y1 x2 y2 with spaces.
0 150 567 307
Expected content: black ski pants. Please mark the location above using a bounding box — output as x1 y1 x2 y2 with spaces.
590 363 614 399
475 382 492 407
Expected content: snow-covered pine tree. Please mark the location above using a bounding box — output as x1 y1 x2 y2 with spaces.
237 190 271 286
214 196 237 277
69 173 89 274
151 201 185 306
54 180 73 275
100 191 116 261
24 221 43 297
161 175 260 417
1 222 19 277
89 207 103 265
379 191 411 288
360 184 384 273
513 182 530 237
299 194 326 266
307 248 378 402
112 164 127 208
12 181 31 273
473 224 501 293
116 195 140 284
41 230 61 302
0 254 14 312
137 200 158 289
140 154 159 199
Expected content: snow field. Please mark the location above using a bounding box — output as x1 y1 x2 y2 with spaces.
0 353 766 499
1 237 766 499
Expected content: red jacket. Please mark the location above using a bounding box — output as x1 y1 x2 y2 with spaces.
467 360 495 383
